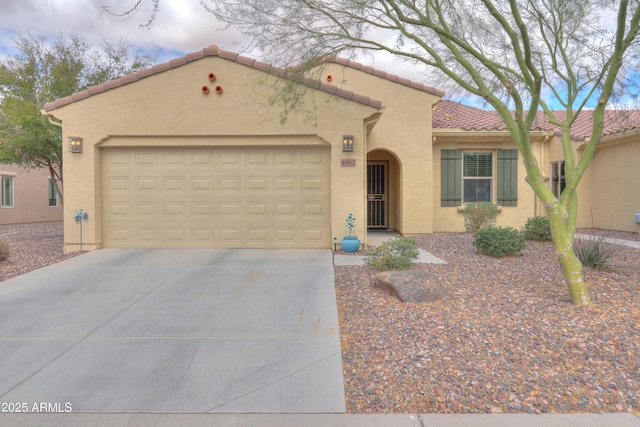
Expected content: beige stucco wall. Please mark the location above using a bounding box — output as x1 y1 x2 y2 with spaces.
544 134 640 232
0 164 63 225
50 52 636 248
46 56 380 252
315 63 441 235
431 136 538 232
577 137 640 232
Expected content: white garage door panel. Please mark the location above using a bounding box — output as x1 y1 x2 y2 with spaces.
101 146 330 248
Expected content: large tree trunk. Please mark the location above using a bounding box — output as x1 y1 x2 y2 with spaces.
547 204 592 305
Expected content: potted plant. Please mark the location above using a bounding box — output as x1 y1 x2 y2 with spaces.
341 213 361 253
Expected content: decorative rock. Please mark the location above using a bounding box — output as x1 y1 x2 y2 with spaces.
374 270 446 302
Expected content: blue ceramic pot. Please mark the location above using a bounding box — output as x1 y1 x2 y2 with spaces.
341 236 361 253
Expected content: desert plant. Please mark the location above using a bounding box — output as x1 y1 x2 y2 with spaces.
522 216 553 241
364 235 419 270
0 238 10 262
573 235 616 270
463 202 498 233
473 226 526 258
344 213 357 236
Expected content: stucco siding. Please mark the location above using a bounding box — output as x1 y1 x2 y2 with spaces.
546 134 640 233
317 63 441 235
432 141 537 232
0 165 62 225
46 56 379 251
47 49 637 249
577 138 640 232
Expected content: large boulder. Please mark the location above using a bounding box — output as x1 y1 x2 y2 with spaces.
374 271 446 303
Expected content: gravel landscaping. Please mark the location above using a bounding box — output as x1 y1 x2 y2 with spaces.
0 221 78 281
1 221 638 415
336 231 640 414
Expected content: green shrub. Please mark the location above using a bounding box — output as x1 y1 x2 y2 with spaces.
0 238 10 262
364 235 420 270
463 202 498 233
473 226 526 258
573 235 615 270
522 216 553 241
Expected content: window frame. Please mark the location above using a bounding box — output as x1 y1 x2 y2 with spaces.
462 151 494 204
2 175 14 208
49 179 58 207
441 148 518 207
550 160 565 199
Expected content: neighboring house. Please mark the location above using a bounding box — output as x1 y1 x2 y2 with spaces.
0 164 63 225
41 46 639 252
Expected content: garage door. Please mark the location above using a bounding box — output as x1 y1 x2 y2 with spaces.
101 146 331 248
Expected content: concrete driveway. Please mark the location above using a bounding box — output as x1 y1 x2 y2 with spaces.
0 249 345 413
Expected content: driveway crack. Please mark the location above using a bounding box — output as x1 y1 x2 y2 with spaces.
205 350 342 412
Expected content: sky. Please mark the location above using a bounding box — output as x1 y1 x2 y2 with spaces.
0 1 251 65
0 1 628 110
0 0 428 86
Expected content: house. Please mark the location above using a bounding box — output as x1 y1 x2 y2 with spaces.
41 46 639 252
431 100 640 233
0 164 63 225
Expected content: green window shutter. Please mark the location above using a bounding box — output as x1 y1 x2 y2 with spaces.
497 149 518 206
441 149 462 206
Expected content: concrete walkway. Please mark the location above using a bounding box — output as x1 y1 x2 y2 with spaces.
1 412 639 426
334 232 447 266
575 233 640 249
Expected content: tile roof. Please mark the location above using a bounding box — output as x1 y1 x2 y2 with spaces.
432 100 509 132
433 99 640 141
43 45 383 112
41 43 640 142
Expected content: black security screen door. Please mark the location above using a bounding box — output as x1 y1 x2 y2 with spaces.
367 162 387 228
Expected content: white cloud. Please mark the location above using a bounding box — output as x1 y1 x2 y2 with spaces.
0 2 397 101
0 0 430 86
0 0 252 64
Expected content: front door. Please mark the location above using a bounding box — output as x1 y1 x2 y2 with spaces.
367 161 387 229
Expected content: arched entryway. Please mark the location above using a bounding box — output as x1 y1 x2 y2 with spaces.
367 149 401 231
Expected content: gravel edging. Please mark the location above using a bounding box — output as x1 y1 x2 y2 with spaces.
336 232 640 414
0 221 79 281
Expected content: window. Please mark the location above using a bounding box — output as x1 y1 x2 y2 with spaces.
49 179 58 207
2 176 13 207
550 161 565 198
463 152 493 203
441 149 518 206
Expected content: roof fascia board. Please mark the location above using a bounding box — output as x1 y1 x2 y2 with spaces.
577 129 640 151
433 129 549 142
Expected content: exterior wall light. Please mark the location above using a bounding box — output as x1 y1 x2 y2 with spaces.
68 136 83 153
343 135 354 152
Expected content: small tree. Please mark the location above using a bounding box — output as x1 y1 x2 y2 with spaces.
0 33 153 204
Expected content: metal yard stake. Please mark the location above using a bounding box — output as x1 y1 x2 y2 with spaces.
73 209 89 253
